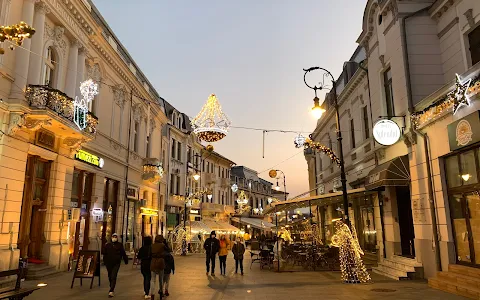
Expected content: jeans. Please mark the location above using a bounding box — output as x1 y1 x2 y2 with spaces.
235 259 244 273
206 254 216 274
106 263 120 292
163 273 171 292
151 271 164 295
141 268 151 295
219 255 227 274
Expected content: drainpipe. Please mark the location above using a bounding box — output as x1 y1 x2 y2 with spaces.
401 5 433 113
122 89 134 244
414 129 441 272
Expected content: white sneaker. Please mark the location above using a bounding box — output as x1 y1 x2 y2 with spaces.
108 292 114 298
144 295 151 299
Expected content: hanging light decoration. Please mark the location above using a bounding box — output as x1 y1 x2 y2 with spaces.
191 94 231 143
0 21 35 54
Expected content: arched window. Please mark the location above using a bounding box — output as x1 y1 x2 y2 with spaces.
43 47 56 87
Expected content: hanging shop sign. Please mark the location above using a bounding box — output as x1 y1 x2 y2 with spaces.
190 209 199 214
372 119 401 146
75 150 104 168
448 110 480 151
127 186 138 200
140 207 158 216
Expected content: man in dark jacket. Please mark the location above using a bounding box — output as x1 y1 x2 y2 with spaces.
151 235 166 299
203 231 220 276
103 233 128 298
163 250 175 296
137 236 152 298
232 237 246 275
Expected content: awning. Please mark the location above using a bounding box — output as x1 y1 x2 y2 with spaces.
203 219 240 233
263 188 376 214
185 220 212 234
365 155 410 190
231 217 275 231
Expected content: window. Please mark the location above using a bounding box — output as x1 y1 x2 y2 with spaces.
170 174 175 194
362 106 370 139
218 166 221 176
469 25 480 66
177 141 182 161
176 175 181 195
133 122 139 153
146 136 151 158
350 119 356 149
171 139 176 159
43 47 56 87
383 67 395 117
187 147 192 163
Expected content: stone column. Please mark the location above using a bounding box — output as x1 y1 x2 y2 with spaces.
75 47 86 99
64 39 79 98
27 1 48 85
9 0 36 101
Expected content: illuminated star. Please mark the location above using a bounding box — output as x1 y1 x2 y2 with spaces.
452 74 472 114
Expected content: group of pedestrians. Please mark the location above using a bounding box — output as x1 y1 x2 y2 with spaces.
103 233 175 299
204 231 246 276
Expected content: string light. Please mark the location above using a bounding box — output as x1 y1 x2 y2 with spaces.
0 21 35 53
411 74 480 129
330 221 371 284
142 162 164 183
300 137 341 166
191 94 231 143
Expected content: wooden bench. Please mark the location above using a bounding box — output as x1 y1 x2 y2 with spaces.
0 260 39 300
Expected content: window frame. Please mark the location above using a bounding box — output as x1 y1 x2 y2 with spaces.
362 106 370 139
468 25 480 66
383 67 395 118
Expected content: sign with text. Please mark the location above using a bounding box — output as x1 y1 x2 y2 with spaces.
75 150 104 168
35 129 55 150
70 250 100 289
373 119 401 146
448 110 480 151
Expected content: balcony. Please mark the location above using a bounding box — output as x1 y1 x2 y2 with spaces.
220 178 230 188
25 85 98 135
205 173 217 184
142 158 163 183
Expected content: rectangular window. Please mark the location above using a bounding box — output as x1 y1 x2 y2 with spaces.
218 166 221 176
469 25 480 66
146 136 151 158
350 119 356 149
383 67 395 117
177 142 182 161
171 139 176 159
176 175 181 195
187 147 191 163
133 122 139 153
170 174 175 194
362 106 370 139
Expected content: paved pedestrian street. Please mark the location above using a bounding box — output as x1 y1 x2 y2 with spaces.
28 254 466 300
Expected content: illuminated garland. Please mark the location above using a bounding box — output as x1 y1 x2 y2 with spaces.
174 188 209 204
331 221 371 283
411 74 480 129
0 21 35 53
191 94 231 143
303 137 341 166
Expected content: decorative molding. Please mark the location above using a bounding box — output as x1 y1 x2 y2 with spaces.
403 129 417 148
24 117 52 131
379 55 385 68
87 63 102 86
7 113 26 136
132 103 146 123
432 0 456 20
438 17 459 39
63 137 87 157
149 118 156 135
35 1 50 15
28 143 58 160
44 24 67 58
464 9 474 28
111 84 126 109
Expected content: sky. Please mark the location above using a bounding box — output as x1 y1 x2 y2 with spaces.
93 0 367 198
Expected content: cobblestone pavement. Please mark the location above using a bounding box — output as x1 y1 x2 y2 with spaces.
28 254 467 300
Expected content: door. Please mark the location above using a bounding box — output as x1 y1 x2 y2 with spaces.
71 170 94 258
102 179 118 250
360 206 377 253
449 192 480 265
396 186 415 257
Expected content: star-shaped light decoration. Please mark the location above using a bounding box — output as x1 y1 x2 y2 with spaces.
294 134 306 148
452 74 472 114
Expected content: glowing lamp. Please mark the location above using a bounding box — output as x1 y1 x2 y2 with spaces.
462 174 471 181
311 97 326 119
193 173 200 181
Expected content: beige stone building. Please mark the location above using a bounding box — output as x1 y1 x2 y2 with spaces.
0 0 169 274
305 0 480 296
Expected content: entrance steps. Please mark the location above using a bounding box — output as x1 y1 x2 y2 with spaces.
362 252 378 270
372 256 423 280
26 263 61 280
428 264 480 299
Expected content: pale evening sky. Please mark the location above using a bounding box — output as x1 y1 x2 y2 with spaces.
93 0 366 198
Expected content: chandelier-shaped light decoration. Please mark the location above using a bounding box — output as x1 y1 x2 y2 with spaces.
0 21 35 54
191 94 231 143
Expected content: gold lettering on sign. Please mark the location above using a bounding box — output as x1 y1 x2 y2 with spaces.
36 129 55 150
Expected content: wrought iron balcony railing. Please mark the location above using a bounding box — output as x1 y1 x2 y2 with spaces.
25 85 98 134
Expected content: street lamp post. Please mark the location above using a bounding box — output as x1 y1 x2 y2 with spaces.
303 67 350 228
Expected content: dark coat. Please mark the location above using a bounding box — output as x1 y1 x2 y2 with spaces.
164 251 175 275
151 236 165 272
103 241 128 267
204 237 220 256
232 242 246 260
137 237 152 272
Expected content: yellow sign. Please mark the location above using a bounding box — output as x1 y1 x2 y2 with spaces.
75 150 104 168
140 207 158 216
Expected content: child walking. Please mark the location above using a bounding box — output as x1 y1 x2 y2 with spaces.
163 249 175 296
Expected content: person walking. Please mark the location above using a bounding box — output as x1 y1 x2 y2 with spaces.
203 231 220 276
163 249 175 297
137 236 153 299
218 235 231 275
232 237 246 275
151 235 166 299
103 233 128 298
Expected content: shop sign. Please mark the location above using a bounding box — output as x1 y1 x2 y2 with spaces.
190 209 199 214
448 111 480 151
366 172 381 185
91 208 104 222
75 150 104 168
71 201 87 209
140 207 158 216
35 129 55 150
127 186 138 199
373 119 401 146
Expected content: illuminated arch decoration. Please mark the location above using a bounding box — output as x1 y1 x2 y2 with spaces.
297 136 341 166
191 94 231 143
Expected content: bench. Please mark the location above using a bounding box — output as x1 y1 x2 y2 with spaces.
0 260 39 300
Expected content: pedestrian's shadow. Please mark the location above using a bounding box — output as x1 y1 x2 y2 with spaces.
206 275 228 291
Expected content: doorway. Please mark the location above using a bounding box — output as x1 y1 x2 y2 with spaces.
396 186 415 257
101 179 118 250
71 170 94 258
18 156 52 259
449 192 480 266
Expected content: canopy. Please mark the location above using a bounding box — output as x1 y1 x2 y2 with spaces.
263 188 376 214
185 220 211 234
365 155 410 190
231 217 275 231
202 219 240 233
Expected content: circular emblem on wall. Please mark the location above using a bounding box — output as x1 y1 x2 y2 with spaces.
373 119 401 146
456 120 473 146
